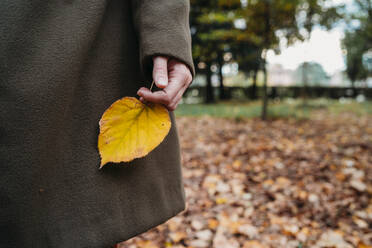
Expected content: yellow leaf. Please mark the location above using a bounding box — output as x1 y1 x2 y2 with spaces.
216 197 228 204
208 218 219 230
243 240 267 248
98 97 171 168
164 242 173 247
359 243 372 248
135 240 159 248
232 159 242 169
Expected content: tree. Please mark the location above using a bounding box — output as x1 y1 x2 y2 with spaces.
343 31 368 89
342 0 372 89
236 0 343 119
231 42 262 99
190 0 343 108
295 62 330 86
238 0 301 119
190 0 240 103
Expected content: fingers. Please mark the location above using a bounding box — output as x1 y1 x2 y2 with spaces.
167 84 189 111
138 58 192 111
152 56 168 88
137 87 172 106
137 74 185 109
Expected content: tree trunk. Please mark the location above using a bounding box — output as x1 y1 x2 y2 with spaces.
205 62 214 103
351 80 355 89
250 70 258 99
302 62 309 106
351 80 357 98
217 53 226 100
261 0 270 120
261 59 268 120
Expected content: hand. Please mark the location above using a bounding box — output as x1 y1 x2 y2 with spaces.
137 56 192 111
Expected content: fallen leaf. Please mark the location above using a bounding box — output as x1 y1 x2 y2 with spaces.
316 230 353 248
195 229 213 241
121 112 372 248
350 179 367 192
189 239 210 248
283 224 299 237
358 243 372 248
352 216 368 228
216 197 228 204
243 240 267 248
237 224 259 238
191 219 206 230
208 219 219 230
169 231 187 243
133 240 159 248
98 97 171 168
213 226 239 248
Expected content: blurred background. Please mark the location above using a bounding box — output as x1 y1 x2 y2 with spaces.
122 0 371 247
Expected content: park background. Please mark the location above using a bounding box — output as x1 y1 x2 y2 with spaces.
121 0 371 247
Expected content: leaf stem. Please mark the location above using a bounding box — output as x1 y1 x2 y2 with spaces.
150 80 155 92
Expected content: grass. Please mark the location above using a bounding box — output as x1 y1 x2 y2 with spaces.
175 98 372 119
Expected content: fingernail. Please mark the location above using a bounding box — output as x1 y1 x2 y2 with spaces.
157 78 167 87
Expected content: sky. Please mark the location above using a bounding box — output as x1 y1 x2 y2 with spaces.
266 28 346 75
266 0 354 75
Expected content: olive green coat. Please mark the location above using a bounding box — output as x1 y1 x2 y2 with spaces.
0 0 194 247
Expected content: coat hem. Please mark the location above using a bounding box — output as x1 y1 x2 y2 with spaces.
109 202 186 247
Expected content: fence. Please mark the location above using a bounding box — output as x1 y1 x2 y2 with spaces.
184 86 372 101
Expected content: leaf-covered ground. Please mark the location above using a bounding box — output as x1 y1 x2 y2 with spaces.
120 111 372 248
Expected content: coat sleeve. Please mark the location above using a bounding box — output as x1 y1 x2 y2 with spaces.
131 0 195 82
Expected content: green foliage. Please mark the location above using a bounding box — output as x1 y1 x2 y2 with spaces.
190 0 234 65
190 0 344 107
190 0 343 71
342 0 371 84
343 31 368 84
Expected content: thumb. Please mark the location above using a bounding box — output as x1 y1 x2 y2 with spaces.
152 56 168 89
